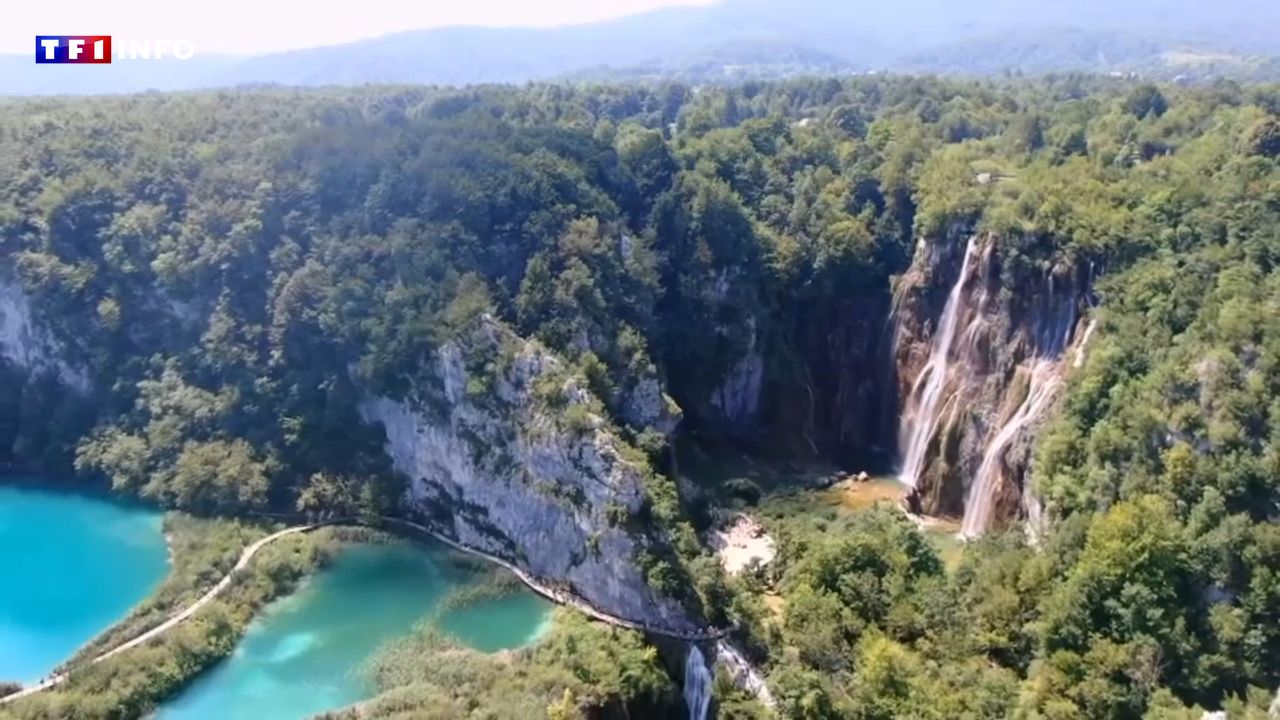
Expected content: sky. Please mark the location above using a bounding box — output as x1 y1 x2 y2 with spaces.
3 0 717 55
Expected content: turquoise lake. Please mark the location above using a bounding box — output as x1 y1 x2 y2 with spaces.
0 484 168 683
156 541 553 720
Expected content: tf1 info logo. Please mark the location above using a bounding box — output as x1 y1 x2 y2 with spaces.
35 36 196 63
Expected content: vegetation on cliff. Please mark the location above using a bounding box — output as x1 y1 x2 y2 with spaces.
323 610 680 719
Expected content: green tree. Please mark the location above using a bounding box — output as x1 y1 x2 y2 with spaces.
1124 84 1169 119
1243 116 1280 158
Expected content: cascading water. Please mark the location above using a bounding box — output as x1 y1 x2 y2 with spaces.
959 359 1062 539
714 639 775 708
1073 319 1098 368
1022 489 1045 546
898 235 979 488
684 645 713 720
960 273 1091 538
893 233 1099 537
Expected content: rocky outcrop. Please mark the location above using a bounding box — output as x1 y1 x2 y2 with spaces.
709 348 764 432
0 274 89 392
705 312 765 434
359 317 700 633
804 290 897 463
693 290 897 465
622 375 682 437
891 231 1095 535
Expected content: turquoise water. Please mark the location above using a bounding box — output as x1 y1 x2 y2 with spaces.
156 542 552 720
0 484 168 683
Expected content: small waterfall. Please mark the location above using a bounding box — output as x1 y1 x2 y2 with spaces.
959 359 1062 539
1073 319 1098 368
1022 489 1045 546
714 639 775 708
684 645 713 720
899 235 979 488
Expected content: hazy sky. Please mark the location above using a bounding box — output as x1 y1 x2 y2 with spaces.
4 0 716 55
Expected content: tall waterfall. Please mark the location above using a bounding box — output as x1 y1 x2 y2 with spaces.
892 233 1097 537
959 359 1061 538
898 235 979 488
684 645 713 720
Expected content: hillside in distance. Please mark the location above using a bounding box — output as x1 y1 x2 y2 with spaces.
2 0 1280 94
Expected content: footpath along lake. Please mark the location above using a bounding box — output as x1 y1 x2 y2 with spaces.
155 541 553 720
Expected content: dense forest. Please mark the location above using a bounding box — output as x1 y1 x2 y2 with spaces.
1 75 1279 718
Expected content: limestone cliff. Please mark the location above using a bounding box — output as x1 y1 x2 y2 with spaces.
709 337 764 433
891 231 1095 535
687 289 897 464
359 317 701 633
0 274 88 392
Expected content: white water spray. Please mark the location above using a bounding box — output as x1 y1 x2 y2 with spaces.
684 645 713 720
1073 319 1098 368
959 360 1061 538
899 236 979 487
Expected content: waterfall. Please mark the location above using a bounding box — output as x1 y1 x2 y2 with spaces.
1073 319 1098 368
893 236 1097 537
959 360 1061 539
1022 489 1045 547
714 639 775 708
898 235 979 488
684 645 713 720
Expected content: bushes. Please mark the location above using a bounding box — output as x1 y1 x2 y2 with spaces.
357 610 680 719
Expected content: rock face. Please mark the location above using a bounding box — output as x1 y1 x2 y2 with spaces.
804 290 897 463
0 274 88 392
891 231 1095 535
622 375 682 437
709 346 764 432
696 292 896 465
359 317 700 633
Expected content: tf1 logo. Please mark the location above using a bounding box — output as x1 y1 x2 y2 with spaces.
36 36 112 64
35 36 196 63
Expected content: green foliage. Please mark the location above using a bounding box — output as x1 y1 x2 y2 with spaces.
1243 115 1280 158
165 439 272 513
296 471 397 523
356 610 678 718
1124 84 1170 119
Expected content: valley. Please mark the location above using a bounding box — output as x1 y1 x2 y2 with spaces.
0 74 1277 718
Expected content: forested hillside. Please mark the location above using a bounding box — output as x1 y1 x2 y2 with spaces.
1 77 1278 717
5 0 1280 94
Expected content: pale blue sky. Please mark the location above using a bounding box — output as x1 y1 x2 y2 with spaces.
5 0 716 55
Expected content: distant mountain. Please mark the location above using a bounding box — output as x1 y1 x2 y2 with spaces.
898 27 1280 79
3 0 1279 95
563 40 861 84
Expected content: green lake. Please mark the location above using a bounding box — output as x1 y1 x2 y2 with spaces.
0 483 168 683
155 541 553 720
